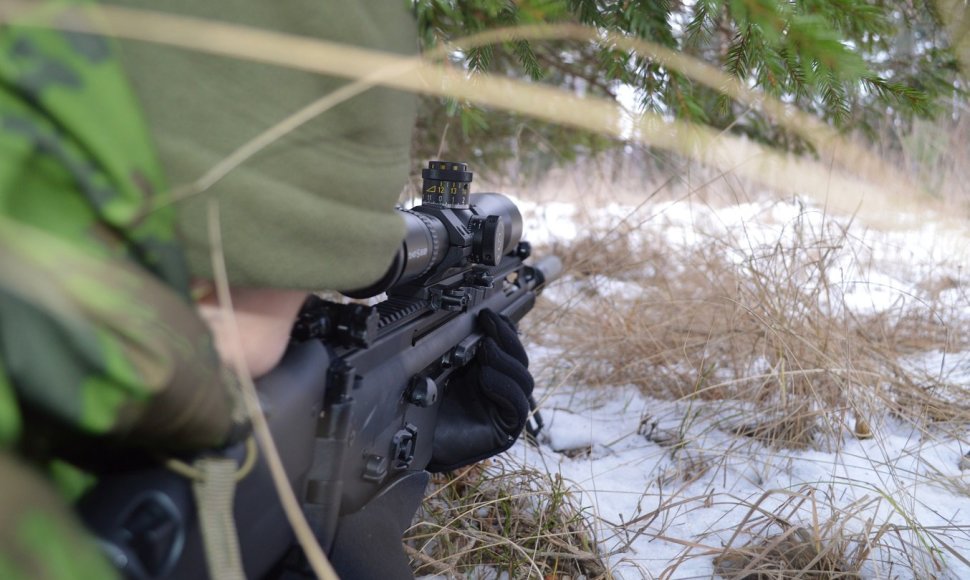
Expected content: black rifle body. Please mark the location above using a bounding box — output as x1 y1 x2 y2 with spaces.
79 250 560 579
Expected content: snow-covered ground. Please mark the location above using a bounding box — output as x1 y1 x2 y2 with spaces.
504 194 970 578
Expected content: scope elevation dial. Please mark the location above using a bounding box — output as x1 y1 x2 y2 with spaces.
422 161 473 209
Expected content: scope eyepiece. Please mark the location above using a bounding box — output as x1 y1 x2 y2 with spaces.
422 160 473 208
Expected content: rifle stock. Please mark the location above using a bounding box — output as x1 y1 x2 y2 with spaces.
79 233 561 579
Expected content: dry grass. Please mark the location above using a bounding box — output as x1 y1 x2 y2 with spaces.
405 458 609 579
465 125 970 577
687 480 970 579
708 487 880 579
406 137 970 576
405 141 970 577
527 183 970 451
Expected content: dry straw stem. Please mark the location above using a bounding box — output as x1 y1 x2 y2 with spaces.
205 202 339 580
2 1 954 230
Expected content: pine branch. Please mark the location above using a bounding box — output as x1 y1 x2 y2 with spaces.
512 39 545 80
725 28 752 79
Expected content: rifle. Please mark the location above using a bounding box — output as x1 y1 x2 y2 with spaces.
78 161 562 579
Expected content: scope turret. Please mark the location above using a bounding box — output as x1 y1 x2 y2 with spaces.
345 161 524 299
421 160 473 209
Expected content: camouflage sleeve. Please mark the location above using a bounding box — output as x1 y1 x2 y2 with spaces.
0 450 119 580
0 3 239 452
0 217 238 450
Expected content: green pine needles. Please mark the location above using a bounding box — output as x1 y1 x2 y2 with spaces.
413 0 963 170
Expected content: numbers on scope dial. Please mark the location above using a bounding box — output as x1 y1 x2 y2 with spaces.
424 184 461 194
423 180 470 207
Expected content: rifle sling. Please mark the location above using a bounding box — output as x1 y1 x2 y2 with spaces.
191 457 245 580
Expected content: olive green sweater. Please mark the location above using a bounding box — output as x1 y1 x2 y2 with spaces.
108 0 417 291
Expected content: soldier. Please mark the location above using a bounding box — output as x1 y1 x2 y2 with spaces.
1 1 535 577
0 0 416 576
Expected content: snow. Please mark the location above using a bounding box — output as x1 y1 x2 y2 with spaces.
509 378 970 578
503 195 970 578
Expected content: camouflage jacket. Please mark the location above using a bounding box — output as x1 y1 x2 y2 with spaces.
0 4 238 577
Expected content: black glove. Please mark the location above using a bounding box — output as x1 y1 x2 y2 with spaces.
428 309 536 472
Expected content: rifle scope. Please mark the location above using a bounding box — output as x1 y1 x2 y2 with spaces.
346 161 524 298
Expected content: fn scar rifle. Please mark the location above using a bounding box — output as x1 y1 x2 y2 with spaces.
78 161 562 579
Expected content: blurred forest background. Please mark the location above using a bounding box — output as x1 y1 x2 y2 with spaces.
410 0 967 191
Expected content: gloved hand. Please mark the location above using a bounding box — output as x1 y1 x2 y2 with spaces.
428 309 536 472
